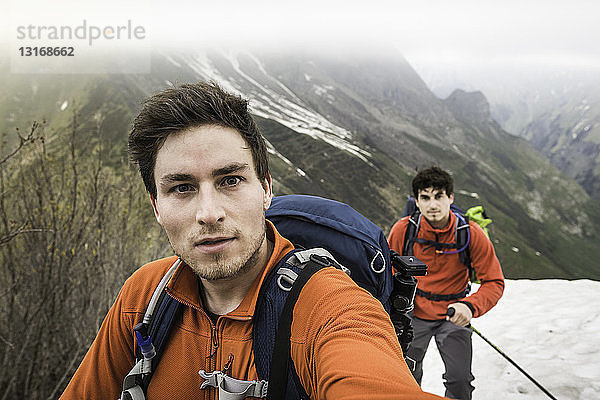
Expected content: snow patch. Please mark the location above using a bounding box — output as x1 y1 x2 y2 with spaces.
525 191 545 222
266 141 308 179
313 84 335 101
176 52 372 166
572 118 590 138
422 279 600 400
563 222 583 236
456 189 479 199
313 85 327 96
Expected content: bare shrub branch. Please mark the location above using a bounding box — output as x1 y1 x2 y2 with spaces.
0 117 168 399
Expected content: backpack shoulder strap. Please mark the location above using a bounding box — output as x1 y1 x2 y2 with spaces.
454 213 474 278
266 250 333 400
142 288 183 389
402 211 421 256
254 248 340 400
120 259 183 400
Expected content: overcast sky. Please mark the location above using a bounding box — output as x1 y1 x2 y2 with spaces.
4 0 600 70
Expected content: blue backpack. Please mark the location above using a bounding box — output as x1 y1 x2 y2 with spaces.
120 194 394 400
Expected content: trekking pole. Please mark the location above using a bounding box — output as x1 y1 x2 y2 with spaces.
447 308 558 400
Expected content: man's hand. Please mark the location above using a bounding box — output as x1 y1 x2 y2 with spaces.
446 303 472 327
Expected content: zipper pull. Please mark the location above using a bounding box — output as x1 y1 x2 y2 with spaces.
207 323 219 358
212 323 220 349
222 353 234 376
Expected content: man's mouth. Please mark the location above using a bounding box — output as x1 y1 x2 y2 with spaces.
196 237 233 246
198 238 229 245
193 237 235 253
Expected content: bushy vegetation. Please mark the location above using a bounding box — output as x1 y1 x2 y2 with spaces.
0 118 168 399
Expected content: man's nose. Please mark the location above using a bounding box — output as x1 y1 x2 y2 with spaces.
195 185 226 225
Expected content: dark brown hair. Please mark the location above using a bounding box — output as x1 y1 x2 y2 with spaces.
412 166 454 198
128 81 269 197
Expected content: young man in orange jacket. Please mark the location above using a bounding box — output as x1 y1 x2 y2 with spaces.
60 82 448 400
388 166 504 400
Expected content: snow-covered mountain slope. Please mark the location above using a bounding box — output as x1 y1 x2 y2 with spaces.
165 52 372 164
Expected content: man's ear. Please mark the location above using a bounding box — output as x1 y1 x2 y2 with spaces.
449 192 455 203
150 194 162 225
262 174 273 211
414 192 421 212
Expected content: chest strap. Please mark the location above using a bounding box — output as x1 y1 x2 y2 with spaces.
416 285 470 302
199 370 268 400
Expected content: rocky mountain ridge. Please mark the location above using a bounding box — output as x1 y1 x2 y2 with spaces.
2 50 599 279
417 64 600 201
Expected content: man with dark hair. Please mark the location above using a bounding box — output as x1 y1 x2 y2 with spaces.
60 82 447 399
388 166 504 400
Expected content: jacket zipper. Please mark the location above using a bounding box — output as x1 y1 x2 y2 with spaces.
166 288 219 399
166 288 256 399
209 319 219 400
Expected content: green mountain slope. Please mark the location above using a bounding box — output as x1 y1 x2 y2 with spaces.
251 52 600 279
2 51 599 279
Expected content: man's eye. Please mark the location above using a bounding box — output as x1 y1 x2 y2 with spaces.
171 184 195 193
221 176 244 187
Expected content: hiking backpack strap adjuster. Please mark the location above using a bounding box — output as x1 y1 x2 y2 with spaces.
120 359 150 400
198 370 269 400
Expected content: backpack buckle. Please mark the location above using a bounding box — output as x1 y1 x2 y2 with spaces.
276 268 298 291
309 253 333 268
198 370 269 399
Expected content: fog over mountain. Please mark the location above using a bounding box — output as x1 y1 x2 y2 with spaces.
2 48 599 280
413 63 600 201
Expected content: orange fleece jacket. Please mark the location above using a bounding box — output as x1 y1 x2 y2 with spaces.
60 222 447 400
388 212 504 320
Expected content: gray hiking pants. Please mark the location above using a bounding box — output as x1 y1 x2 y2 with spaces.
405 316 475 400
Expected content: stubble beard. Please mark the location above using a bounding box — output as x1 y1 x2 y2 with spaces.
169 221 267 281
424 209 450 228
